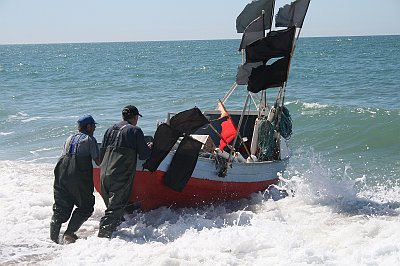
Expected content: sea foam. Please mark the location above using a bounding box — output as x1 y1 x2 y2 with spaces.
0 159 398 265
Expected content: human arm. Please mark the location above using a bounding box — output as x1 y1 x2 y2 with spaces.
89 136 100 166
93 157 100 166
135 128 152 160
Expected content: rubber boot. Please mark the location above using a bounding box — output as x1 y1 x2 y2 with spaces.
50 221 62 244
65 212 87 236
62 232 79 244
98 226 113 239
98 221 116 239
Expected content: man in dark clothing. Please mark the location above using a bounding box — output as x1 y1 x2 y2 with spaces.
50 115 100 244
98 105 152 238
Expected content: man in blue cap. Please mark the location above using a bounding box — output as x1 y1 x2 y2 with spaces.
50 115 100 244
98 105 152 238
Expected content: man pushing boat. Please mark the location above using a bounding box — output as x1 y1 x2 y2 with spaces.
50 115 100 244
98 105 152 238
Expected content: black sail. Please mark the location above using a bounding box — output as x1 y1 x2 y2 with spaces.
247 56 291 93
245 26 296 63
236 0 274 33
275 0 311 28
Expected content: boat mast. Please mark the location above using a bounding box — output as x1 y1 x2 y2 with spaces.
259 7 269 116
222 0 275 109
261 0 275 115
277 0 311 125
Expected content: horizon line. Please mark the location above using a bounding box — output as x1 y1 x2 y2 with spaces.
0 33 399 46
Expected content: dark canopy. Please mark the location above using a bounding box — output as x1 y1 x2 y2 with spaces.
169 107 209 135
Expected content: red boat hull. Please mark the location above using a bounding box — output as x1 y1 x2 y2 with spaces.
93 168 279 211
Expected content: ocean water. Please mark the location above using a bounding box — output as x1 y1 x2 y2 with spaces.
0 35 399 265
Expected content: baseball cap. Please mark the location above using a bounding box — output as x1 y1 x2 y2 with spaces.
77 115 97 126
122 105 143 118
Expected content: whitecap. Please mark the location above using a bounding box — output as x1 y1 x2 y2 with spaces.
21 116 43 123
7 112 29 122
0 132 14 136
7 112 44 123
29 147 57 157
354 107 378 115
302 102 328 109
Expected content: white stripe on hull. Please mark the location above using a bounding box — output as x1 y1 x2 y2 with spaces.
135 153 288 183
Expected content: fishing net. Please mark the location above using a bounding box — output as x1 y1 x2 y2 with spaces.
257 106 292 161
257 118 275 160
278 106 292 139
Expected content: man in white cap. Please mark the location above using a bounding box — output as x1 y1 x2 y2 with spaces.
50 115 100 244
98 105 152 238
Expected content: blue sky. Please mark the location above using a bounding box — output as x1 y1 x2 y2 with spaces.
0 0 399 44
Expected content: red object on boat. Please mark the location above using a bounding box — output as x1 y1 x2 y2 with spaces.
219 117 237 150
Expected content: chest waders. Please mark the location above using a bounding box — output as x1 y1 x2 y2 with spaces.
99 125 137 238
50 133 95 243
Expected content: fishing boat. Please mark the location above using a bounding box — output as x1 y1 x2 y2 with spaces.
93 0 310 211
